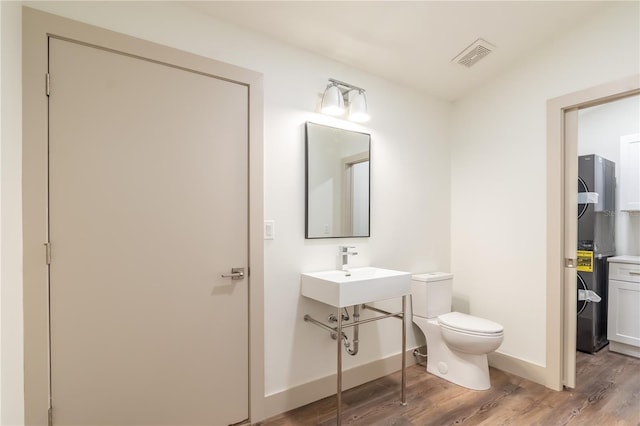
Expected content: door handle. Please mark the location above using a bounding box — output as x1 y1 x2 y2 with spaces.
221 267 245 280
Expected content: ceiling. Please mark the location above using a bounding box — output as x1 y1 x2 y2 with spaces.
185 1 613 101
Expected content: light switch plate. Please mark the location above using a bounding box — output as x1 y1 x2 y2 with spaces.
264 220 275 240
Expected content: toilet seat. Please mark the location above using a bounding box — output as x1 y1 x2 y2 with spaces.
438 312 503 336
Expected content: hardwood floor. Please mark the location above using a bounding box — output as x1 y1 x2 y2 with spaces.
258 347 640 425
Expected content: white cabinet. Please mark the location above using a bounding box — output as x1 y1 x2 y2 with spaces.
607 256 640 358
619 134 640 211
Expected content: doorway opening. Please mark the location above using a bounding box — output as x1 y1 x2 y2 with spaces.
342 153 370 236
546 75 639 391
575 95 639 356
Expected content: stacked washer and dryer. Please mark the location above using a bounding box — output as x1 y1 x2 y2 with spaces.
577 154 616 353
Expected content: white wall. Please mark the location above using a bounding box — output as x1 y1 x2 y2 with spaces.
1 1 25 424
2 0 451 417
578 95 640 256
1 5 3 422
451 2 639 366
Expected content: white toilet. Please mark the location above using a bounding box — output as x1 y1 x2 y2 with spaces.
411 272 504 390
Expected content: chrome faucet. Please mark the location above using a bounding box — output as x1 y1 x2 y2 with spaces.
338 245 358 275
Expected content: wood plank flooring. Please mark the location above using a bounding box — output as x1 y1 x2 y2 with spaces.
258 347 640 425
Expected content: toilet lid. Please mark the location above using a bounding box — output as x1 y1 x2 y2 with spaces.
438 312 503 334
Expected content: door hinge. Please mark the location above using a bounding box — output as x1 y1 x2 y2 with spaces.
46 73 50 97
48 406 53 426
45 242 51 265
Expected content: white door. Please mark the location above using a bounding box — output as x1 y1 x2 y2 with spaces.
48 37 249 425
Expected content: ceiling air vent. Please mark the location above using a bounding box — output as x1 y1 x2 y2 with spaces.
452 38 495 68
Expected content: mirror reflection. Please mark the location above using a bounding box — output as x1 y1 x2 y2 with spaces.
305 122 371 238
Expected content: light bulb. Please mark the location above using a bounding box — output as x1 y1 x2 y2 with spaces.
348 90 369 122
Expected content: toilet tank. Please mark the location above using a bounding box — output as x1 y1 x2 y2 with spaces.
411 272 453 318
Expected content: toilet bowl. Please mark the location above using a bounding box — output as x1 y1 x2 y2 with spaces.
411 273 504 390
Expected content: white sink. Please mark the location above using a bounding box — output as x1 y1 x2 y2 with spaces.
301 267 411 307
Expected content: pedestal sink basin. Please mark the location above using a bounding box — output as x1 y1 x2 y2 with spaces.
301 267 411 307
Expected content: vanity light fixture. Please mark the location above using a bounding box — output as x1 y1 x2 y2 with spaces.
348 90 369 123
321 78 370 122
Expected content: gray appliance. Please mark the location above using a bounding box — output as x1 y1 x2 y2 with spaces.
577 155 616 255
576 154 615 353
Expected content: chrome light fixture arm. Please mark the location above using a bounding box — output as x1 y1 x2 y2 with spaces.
328 78 365 96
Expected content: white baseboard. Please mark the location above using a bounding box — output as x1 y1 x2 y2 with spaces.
609 341 640 358
262 349 546 422
262 348 420 421
488 351 546 386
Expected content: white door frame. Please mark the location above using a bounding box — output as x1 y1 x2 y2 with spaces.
22 7 264 424
545 74 639 391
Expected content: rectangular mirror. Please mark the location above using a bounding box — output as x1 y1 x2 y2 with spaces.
305 122 371 239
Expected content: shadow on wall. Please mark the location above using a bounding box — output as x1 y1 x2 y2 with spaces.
452 295 470 314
